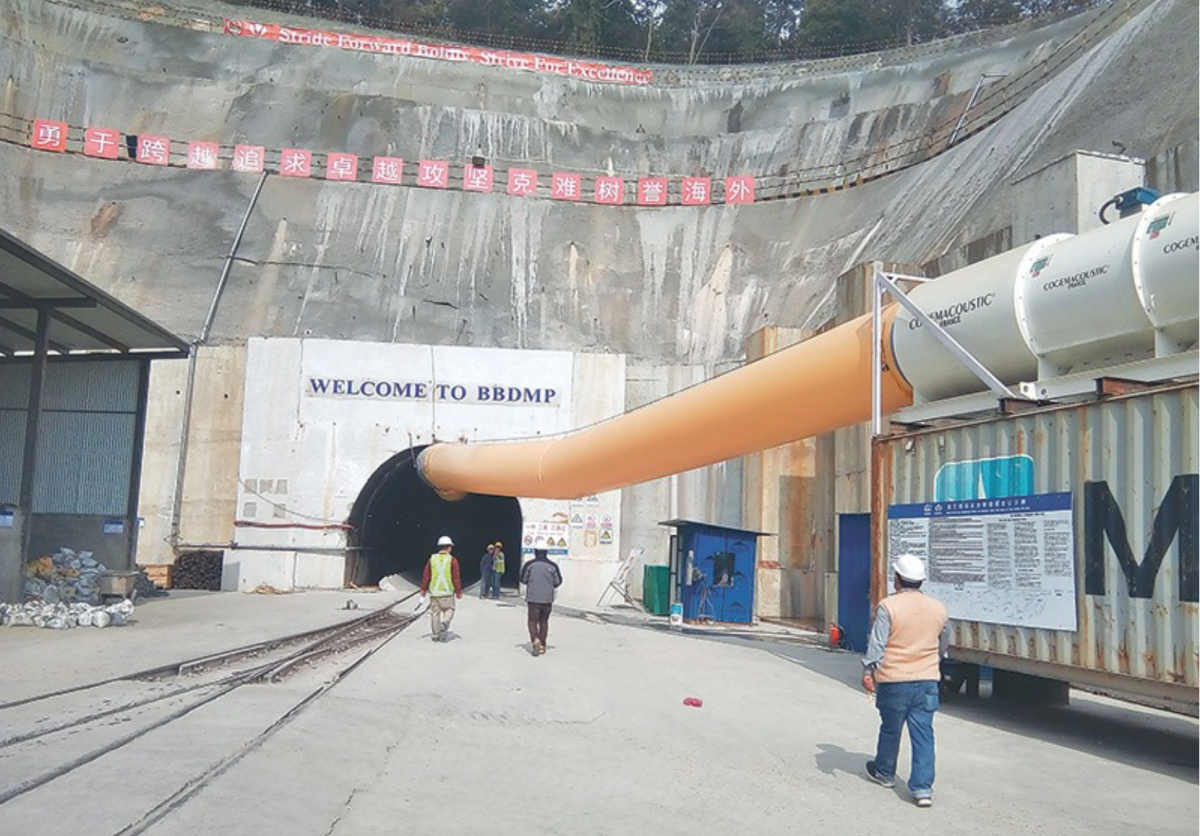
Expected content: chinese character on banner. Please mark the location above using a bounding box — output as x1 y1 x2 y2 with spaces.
681 177 712 206
507 168 538 197
326 152 358 181
724 176 756 204
136 135 171 166
463 164 494 192
372 156 403 184
187 141 219 170
84 127 120 159
232 145 265 173
280 148 312 178
552 172 581 201
595 176 624 205
637 177 667 206
31 120 68 152
417 160 449 189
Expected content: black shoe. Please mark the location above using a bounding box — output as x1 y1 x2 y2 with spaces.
866 761 896 788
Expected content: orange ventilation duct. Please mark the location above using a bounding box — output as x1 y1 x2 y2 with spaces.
416 307 913 499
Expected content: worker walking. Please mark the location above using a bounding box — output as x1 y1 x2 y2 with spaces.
861 553 949 808
520 547 562 656
479 543 495 599
490 541 506 598
421 535 463 642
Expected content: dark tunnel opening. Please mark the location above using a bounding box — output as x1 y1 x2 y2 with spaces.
346 446 523 589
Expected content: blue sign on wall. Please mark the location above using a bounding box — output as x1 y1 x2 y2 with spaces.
934 455 1034 501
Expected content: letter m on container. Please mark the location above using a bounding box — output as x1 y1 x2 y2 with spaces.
1085 474 1198 602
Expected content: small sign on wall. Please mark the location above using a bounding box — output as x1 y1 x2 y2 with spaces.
103 519 125 535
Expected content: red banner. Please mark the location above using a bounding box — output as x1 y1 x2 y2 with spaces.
26 117 756 205
223 19 652 87
464 164 494 192
84 127 120 159
32 120 67 152
637 177 668 206
552 173 581 201
327 152 358 181
595 176 624 205
281 148 312 177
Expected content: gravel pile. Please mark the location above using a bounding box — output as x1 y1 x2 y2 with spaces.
1 599 135 629
23 548 108 605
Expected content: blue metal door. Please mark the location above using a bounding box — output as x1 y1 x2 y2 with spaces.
677 525 755 624
718 534 755 624
837 514 872 652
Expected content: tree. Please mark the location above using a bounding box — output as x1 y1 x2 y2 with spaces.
953 0 1024 29
545 0 643 54
795 0 889 50
656 0 772 63
443 0 548 39
876 0 948 46
762 0 804 46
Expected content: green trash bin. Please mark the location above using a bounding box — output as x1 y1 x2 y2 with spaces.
642 565 670 616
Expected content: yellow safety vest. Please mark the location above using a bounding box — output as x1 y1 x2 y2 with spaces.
493 551 506 574
428 552 454 597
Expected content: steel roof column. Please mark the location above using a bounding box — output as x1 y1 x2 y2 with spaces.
17 306 51 570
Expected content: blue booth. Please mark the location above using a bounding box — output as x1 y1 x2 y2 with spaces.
661 519 771 625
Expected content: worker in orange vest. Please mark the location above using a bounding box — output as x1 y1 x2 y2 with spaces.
861 553 949 808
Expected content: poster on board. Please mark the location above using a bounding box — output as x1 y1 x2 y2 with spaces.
887 492 1076 631
522 520 569 557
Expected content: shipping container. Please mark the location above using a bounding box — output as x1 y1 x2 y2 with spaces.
871 381 1198 714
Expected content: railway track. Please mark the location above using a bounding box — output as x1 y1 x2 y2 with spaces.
0 592 422 833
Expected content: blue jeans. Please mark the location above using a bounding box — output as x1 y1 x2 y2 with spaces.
874 680 939 798
479 567 493 598
489 570 502 597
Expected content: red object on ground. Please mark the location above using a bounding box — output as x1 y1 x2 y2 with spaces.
683 697 703 708
829 625 842 647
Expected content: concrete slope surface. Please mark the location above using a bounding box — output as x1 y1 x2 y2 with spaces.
0 0 1196 363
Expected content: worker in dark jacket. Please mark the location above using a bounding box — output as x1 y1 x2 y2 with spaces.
520 548 562 656
479 544 496 599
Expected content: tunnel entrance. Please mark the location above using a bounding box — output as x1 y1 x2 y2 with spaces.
346 446 523 590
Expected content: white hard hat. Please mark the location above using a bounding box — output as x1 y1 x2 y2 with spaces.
437 535 454 547
892 553 927 583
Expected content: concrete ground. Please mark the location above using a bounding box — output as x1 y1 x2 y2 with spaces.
0 591 1196 835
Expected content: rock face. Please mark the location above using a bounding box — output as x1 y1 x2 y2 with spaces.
0 0 1195 364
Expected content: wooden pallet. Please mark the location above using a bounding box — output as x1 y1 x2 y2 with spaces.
143 564 173 590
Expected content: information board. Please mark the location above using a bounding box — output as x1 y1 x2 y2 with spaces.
887 492 1077 631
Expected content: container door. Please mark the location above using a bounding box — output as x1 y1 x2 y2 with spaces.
837 514 872 652
716 534 755 624
683 527 724 622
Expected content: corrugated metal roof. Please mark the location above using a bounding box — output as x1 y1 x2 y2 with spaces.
0 227 188 358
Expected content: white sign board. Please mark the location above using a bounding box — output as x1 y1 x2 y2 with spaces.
523 520 570 557
887 492 1077 631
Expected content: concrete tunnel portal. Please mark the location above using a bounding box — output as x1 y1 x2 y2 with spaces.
346 447 523 590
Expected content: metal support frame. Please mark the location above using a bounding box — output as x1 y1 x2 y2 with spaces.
0 298 96 310
871 270 1016 437
949 73 1007 146
18 308 50 513
169 171 269 550
17 308 51 564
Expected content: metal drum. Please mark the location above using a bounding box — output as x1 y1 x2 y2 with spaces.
890 236 1066 402
1132 192 1200 355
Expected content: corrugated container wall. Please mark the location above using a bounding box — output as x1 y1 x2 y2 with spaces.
873 383 1198 711
0 360 141 515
